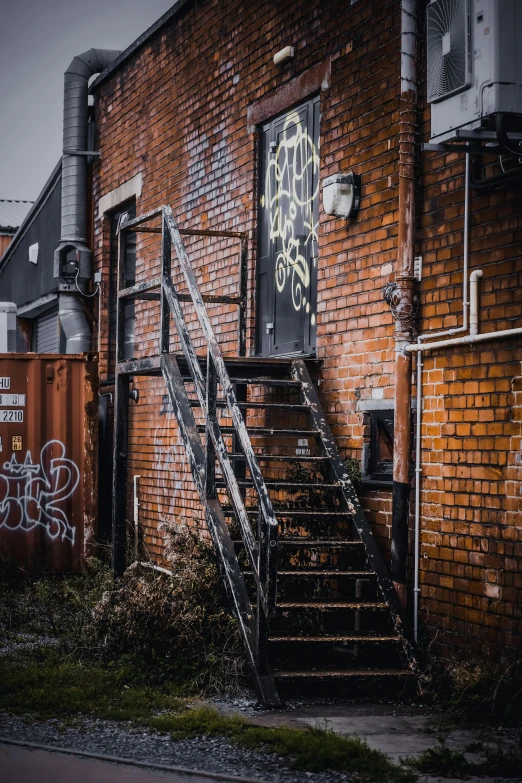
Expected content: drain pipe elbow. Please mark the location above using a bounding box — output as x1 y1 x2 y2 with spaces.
55 48 121 282
469 270 483 337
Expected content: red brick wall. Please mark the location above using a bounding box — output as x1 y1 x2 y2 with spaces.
92 0 522 655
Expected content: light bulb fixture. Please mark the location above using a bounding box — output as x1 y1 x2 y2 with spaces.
322 173 361 219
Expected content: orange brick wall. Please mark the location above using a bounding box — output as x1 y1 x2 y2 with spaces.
92 0 522 656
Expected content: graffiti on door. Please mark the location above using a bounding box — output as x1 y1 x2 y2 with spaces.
0 440 80 544
262 111 319 318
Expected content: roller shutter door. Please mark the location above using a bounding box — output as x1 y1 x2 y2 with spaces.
35 308 60 353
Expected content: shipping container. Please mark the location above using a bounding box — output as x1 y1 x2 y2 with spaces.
0 354 97 572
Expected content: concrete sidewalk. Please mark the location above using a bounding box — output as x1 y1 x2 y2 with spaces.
219 701 522 783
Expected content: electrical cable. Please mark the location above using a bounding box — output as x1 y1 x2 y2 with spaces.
74 268 100 298
495 113 522 158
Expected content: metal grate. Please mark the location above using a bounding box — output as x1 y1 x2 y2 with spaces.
427 0 471 103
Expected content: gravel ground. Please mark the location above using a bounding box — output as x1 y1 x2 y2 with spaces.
0 712 355 783
0 633 60 657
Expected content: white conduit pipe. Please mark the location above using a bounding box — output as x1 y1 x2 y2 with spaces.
133 475 141 561
407 324 522 354
408 269 522 641
469 269 483 336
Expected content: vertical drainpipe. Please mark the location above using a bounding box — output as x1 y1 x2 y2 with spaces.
389 0 418 609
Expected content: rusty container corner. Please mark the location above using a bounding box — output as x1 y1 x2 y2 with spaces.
0 353 98 573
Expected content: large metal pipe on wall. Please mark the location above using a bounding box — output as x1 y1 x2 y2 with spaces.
390 0 418 608
60 49 120 247
55 48 120 352
59 294 92 354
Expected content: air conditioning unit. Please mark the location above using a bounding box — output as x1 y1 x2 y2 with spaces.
428 0 522 143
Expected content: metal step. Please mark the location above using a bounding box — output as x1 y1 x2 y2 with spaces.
222 377 302 387
264 539 364 547
190 401 309 411
197 425 321 437
276 601 388 610
228 454 328 463
273 669 410 679
216 480 340 490
224 508 351 517
275 569 372 577
269 634 399 643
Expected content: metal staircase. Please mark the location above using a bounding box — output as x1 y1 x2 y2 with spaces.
111 205 417 707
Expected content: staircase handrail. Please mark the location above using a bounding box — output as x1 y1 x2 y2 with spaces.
160 206 279 616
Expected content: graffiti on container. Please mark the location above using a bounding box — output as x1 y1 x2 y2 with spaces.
0 440 79 544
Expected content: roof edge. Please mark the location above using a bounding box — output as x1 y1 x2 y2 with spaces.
0 159 62 274
90 0 194 92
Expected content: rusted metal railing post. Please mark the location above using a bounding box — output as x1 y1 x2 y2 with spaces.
205 350 217 500
386 0 418 609
238 235 248 358
256 510 269 675
112 218 130 576
160 212 172 354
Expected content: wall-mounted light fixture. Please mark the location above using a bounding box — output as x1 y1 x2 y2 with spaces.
322 173 361 219
273 46 294 66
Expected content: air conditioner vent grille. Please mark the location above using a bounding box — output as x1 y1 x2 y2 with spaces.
427 0 470 103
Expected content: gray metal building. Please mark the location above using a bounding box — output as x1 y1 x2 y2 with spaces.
0 162 64 352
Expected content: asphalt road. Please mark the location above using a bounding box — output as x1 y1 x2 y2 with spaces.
0 743 243 783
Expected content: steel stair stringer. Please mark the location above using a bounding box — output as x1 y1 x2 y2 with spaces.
161 353 281 707
291 359 419 677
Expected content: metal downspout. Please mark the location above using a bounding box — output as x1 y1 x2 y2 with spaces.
390 0 418 609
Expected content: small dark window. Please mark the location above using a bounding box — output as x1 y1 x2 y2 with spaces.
365 410 394 484
108 203 136 377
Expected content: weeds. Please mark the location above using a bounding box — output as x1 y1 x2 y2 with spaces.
405 741 522 780
420 652 522 727
0 655 415 781
344 457 362 486
86 521 245 692
0 520 245 694
405 744 470 779
0 555 112 645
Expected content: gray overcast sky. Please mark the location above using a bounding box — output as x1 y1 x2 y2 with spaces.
0 0 175 201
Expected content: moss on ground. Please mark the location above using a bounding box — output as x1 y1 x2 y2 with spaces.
0 654 416 782
0 653 184 722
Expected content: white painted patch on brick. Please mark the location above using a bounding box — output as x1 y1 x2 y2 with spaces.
97 173 143 218
381 263 393 276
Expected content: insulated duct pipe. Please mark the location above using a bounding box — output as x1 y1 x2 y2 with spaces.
59 294 91 353
54 48 120 353
55 48 120 283
390 0 418 609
